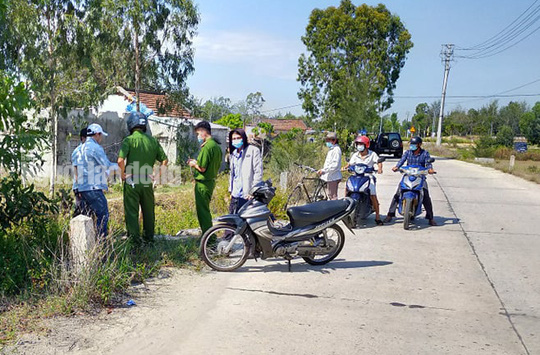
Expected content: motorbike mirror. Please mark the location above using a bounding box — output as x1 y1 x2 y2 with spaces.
377 157 386 163
428 157 435 163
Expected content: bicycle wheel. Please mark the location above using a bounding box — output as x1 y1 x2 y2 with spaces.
313 181 328 201
200 224 249 271
285 185 309 210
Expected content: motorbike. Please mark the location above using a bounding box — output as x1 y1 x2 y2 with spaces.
344 158 385 227
199 180 357 272
396 161 434 230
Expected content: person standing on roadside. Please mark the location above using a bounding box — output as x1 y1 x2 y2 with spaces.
187 121 222 236
228 128 263 213
318 132 342 200
76 123 115 239
117 112 168 246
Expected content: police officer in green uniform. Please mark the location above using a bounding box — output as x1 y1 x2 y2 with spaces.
117 112 168 245
187 121 222 236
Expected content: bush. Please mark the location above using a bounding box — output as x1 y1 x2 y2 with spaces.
473 135 497 157
496 125 514 147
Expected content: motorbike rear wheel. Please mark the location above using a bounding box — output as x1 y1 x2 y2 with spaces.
302 224 345 265
403 198 413 230
200 224 249 272
356 193 372 221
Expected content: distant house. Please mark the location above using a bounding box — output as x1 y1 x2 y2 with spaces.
246 119 308 138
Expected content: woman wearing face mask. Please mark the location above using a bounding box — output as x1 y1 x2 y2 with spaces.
317 132 342 200
228 128 263 213
343 135 384 225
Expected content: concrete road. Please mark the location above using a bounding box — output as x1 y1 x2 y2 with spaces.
13 158 538 355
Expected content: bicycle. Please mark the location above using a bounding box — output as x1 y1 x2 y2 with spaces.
284 163 329 211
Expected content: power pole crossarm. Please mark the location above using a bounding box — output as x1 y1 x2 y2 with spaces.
436 44 454 146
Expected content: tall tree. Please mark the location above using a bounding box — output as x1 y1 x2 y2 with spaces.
2 0 199 194
298 1 413 130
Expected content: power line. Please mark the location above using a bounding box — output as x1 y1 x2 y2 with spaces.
395 93 540 99
455 0 540 59
260 103 302 113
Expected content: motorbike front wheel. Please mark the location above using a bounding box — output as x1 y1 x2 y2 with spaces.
302 224 345 265
200 224 249 272
403 198 413 230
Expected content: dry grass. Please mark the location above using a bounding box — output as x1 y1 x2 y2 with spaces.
489 160 540 184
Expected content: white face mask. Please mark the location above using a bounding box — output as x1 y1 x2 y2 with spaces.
356 145 365 152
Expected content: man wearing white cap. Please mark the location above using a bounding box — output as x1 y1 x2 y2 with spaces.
74 123 116 239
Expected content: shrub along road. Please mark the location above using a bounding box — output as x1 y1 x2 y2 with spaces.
8 158 539 354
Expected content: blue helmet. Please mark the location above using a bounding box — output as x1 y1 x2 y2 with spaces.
127 112 148 132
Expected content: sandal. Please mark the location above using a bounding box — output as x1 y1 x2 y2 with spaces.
375 219 384 226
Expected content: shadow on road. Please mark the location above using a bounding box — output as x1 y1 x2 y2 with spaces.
383 216 460 230
237 259 393 274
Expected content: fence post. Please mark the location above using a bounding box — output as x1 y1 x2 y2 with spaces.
69 215 96 274
280 171 288 190
509 154 515 172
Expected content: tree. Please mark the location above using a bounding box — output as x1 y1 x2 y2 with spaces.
411 103 428 137
215 114 243 130
520 102 540 145
2 0 199 194
298 1 413 129
198 97 233 122
499 101 527 135
496 125 514 147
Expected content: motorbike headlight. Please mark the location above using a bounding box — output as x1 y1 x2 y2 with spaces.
355 166 365 174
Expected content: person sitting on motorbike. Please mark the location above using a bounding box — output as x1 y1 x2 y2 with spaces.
383 136 437 226
343 135 384 225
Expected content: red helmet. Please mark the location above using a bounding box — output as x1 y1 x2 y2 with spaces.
354 135 370 148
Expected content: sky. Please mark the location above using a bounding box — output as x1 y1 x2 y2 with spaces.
186 0 540 121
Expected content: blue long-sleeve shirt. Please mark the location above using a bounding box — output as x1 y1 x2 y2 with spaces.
395 149 433 170
75 137 117 192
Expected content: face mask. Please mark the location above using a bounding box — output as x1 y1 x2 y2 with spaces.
197 136 204 145
232 139 243 149
409 144 417 151
326 142 334 148
356 145 365 152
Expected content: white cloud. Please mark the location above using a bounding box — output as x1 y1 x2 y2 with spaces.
193 31 303 80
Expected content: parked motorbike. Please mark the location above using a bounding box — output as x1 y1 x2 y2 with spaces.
344 158 385 227
199 180 357 272
396 160 434 230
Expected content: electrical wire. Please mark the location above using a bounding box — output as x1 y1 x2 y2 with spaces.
455 0 540 59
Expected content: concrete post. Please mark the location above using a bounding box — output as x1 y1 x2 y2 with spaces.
280 171 288 190
509 155 515 172
70 215 96 273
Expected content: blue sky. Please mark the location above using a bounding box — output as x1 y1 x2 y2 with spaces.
187 0 540 120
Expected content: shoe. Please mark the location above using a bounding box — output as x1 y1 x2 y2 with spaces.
428 219 438 226
375 219 384 226
383 214 394 223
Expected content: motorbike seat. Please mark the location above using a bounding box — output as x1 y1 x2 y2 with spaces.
287 199 350 228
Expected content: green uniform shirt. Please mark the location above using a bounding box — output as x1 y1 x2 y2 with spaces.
194 138 222 181
118 130 167 172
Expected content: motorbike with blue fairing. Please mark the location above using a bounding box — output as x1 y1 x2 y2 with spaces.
397 161 434 230
345 158 385 227
199 180 357 272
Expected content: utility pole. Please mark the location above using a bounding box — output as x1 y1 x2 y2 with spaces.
436 44 454 146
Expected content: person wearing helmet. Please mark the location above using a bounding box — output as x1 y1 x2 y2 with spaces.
118 112 168 246
343 135 384 225
318 132 342 200
384 136 437 226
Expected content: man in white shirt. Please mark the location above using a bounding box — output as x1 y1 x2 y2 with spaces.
318 132 342 200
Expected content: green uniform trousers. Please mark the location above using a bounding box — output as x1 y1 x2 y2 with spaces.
195 180 215 235
124 183 155 244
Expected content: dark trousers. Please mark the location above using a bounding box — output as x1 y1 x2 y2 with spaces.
387 186 434 220
229 196 248 214
78 190 109 239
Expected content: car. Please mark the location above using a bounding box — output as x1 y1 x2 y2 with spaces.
370 132 403 158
